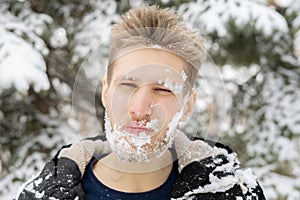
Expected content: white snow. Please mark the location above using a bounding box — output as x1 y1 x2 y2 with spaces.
151 44 162 49
145 119 159 132
180 174 239 197
274 0 293 8
162 77 184 95
287 1 300 59
181 71 188 82
3 120 78 200
50 27 68 48
1 1 300 199
178 0 288 37
0 3 51 92
260 172 300 199
71 1 119 64
35 190 45 198
0 29 50 92
238 169 258 190
49 197 59 200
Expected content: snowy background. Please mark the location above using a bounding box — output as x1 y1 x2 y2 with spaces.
0 0 299 199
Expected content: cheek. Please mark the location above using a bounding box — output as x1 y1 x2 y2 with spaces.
160 99 181 118
106 88 130 118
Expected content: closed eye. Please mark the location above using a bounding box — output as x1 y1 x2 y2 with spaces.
120 82 137 88
154 88 173 94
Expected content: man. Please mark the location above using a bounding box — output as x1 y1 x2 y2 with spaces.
17 5 265 200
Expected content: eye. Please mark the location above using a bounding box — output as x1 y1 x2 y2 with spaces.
119 82 137 89
154 87 173 95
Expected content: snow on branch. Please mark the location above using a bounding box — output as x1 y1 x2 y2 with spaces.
178 0 288 37
0 29 49 92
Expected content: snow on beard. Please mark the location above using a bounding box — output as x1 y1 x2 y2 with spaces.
105 64 191 163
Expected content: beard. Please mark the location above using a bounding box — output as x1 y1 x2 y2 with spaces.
104 110 183 163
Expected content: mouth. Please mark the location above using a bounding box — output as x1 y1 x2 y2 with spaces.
122 121 154 136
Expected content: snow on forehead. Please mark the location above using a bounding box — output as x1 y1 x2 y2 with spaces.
124 64 184 83
164 68 171 73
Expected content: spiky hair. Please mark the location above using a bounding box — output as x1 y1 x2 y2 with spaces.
108 5 206 85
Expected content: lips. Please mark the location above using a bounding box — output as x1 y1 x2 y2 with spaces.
122 121 153 136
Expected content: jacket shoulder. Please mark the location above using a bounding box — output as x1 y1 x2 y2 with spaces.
17 157 84 199
17 135 109 200
171 137 266 200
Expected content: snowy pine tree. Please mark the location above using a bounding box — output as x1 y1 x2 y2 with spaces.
0 0 299 199
0 1 118 199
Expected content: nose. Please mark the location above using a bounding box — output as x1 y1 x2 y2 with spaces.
129 86 153 120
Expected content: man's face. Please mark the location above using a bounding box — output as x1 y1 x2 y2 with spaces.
102 48 194 162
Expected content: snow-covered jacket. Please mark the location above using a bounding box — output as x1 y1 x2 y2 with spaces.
16 130 266 200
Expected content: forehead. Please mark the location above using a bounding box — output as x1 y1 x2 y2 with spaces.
110 48 186 79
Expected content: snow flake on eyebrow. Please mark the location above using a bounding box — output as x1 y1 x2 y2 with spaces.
125 74 136 80
163 77 183 95
164 68 171 73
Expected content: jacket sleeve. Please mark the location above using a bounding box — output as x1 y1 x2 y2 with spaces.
16 136 111 200
17 152 85 200
171 139 266 200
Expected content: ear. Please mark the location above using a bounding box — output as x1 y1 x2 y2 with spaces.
180 90 197 122
101 76 108 108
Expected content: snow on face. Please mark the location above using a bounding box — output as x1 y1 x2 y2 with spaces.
181 70 188 82
104 49 191 163
145 119 159 133
104 93 189 163
158 77 184 95
108 64 187 134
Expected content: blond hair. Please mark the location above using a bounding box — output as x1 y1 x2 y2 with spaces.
108 5 206 85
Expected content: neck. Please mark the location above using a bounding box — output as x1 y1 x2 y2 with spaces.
93 150 174 192
100 150 173 173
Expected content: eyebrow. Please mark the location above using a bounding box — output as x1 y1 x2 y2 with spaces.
113 75 183 86
113 75 138 82
124 75 137 81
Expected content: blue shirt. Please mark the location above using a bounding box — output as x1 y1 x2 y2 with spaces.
82 151 179 200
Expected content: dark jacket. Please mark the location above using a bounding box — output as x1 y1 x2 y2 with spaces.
16 134 266 200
